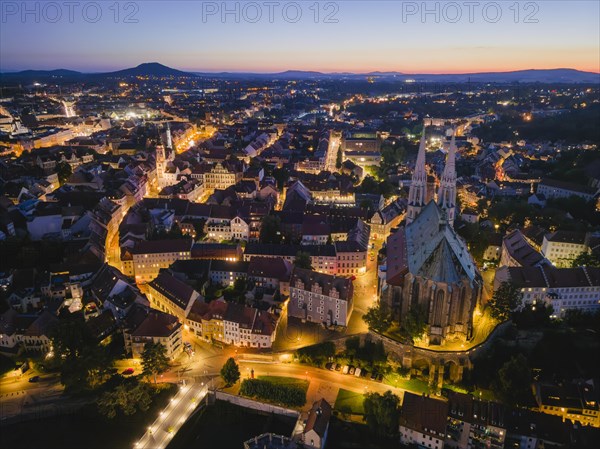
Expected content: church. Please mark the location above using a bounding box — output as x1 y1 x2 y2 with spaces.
381 128 482 346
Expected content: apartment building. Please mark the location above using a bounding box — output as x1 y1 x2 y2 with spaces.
288 267 354 327
131 238 193 283
541 231 587 268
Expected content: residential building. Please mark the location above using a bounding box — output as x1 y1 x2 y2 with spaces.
288 267 354 327
147 272 202 322
501 230 548 268
399 392 448 449
541 231 587 268
303 399 332 449
124 308 182 360
494 265 600 316
535 382 600 428
131 239 193 283
537 178 597 202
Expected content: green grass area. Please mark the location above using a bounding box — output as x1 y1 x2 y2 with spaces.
383 373 430 394
257 375 310 393
0 383 177 449
167 400 296 449
334 389 365 415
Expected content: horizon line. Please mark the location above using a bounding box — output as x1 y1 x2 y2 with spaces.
2 64 600 76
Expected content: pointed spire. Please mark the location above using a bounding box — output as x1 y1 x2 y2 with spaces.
165 122 173 150
414 131 427 179
407 124 428 225
437 130 457 226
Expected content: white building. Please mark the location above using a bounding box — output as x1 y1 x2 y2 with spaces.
494 265 600 317
541 231 587 268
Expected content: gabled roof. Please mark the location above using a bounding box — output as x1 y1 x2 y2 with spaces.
304 399 332 438
131 309 181 338
404 201 479 284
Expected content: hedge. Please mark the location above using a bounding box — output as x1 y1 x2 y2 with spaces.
240 378 306 407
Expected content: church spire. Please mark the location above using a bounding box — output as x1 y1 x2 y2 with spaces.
437 131 457 226
406 126 428 224
165 122 173 150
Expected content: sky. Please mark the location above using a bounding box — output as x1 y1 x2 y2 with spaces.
1 1 599 73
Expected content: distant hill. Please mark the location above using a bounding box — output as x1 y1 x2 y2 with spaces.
2 64 598 84
402 69 600 84
102 62 192 78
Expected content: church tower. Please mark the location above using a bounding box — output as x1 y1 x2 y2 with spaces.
156 143 166 187
165 122 174 153
406 127 428 224
437 132 457 226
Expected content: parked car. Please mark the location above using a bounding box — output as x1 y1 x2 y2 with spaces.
342 365 349 375
122 368 134 375
360 369 368 378
335 364 341 372
325 362 333 370
354 368 361 377
348 366 355 375
377 374 384 382
329 363 337 371
370 371 378 380
28 376 40 383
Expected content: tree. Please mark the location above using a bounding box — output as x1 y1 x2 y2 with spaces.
488 282 523 321
335 146 343 169
141 342 170 384
571 252 600 268
363 304 392 333
294 251 313 270
401 305 428 342
220 357 240 387
363 391 401 438
98 381 152 419
259 215 282 244
56 162 72 185
50 314 115 392
493 354 532 406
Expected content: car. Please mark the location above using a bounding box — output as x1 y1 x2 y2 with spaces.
329 363 337 371
354 368 361 377
342 365 349 375
325 362 333 370
360 369 368 378
377 374 384 382
335 364 341 372
370 371 378 380
348 366 355 375
121 368 134 375
28 375 40 383
184 342 192 349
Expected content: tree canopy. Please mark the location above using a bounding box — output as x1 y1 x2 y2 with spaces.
141 342 170 383
363 391 401 438
488 282 523 321
294 251 313 270
363 304 392 333
220 357 241 387
493 354 532 406
98 380 152 419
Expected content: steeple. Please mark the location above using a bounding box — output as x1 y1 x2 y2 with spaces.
165 122 173 151
437 131 457 226
406 126 428 224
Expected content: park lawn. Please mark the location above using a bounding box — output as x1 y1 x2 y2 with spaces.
335 389 365 415
257 375 310 393
383 373 430 394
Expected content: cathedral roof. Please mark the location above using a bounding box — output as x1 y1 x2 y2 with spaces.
404 201 479 284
